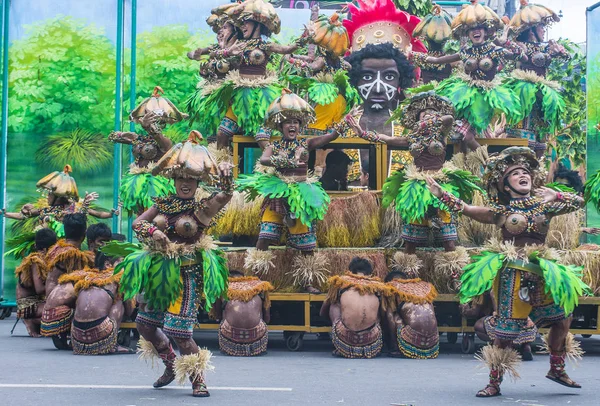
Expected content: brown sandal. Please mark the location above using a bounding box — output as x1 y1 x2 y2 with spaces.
475 384 501 398
546 370 582 389
192 376 210 397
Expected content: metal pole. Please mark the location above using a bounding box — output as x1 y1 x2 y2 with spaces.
126 0 136 241
0 0 11 301
113 0 124 232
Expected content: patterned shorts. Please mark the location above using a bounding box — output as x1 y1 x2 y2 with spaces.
401 210 457 245
492 266 566 342
331 319 383 359
218 108 241 137
40 305 73 337
397 324 439 359
259 205 317 251
72 317 117 355
218 319 268 356
136 264 203 340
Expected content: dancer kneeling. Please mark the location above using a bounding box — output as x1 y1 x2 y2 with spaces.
15 228 57 337
320 257 391 359
117 132 232 397
58 252 135 355
383 268 439 359
426 147 589 397
214 271 274 356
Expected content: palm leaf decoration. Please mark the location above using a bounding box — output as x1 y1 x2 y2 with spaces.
545 182 575 193
162 126 188 144
115 249 153 302
444 168 484 202
541 84 565 134
584 170 600 213
237 173 291 201
485 86 521 125
397 179 433 223
202 249 229 311
308 82 338 106
4 232 36 260
144 256 183 311
392 0 432 17
36 128 112 175
381 170 406 208
289 182 330 226
533 253 589 315
101 241 141 258
459 252 506 304
506 79 537 122
120 173 175 216
332 70 361 113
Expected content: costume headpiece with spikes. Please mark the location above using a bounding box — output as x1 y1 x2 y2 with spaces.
343 0 427 54
152 131 218 181
509 0 560 35
36 165 79 200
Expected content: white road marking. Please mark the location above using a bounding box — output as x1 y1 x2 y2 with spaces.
0 383 292 392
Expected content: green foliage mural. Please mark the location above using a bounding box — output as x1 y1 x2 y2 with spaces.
548 40 587 168
8 17 116 134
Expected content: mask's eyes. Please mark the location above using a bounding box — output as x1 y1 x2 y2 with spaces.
384 74 396 81
362 74 373 81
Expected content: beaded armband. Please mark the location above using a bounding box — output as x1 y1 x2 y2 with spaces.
410 51 428 66
133 220 157 241
108 131 127 143
361 130 381 143
255 128 271 143
216 173 235 195
78 200 90 215
270 155 298 169
440 192 465 213
330 120 349 135
555 192 584 210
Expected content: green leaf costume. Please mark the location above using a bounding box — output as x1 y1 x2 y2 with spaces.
119 172 175 216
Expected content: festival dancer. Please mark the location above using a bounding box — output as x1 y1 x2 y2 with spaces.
505 0 568 157
283 11 360 136
347 91 480 284
109 86 188 216
422 0 525 140
193 0 309 150
116 131 232 397
186 4 242 141
238 89 338 293
59 252 135 355
41 214 94 348
411 4 455 84
213 270 274 357
383 267 439 359
320 257 390 359
14 228 57 337
86 223 112 255
426 147 589 397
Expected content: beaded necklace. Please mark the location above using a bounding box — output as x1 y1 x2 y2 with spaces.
495 196 547 233
272 138 308 159
154 195 202 215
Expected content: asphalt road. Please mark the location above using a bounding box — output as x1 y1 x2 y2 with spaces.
2 317 600 406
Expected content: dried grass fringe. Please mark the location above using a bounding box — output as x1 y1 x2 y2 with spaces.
129 163 154 175
317 192 380 247
212 191 263 237
147 235 217 258
546 210 583 250
137 337 160 369
511 69 561 89
288 252 330 288
227 276 274 309
432 247 469 291
325 273 392 304
562 248 600 295
391 251 423 278
226 69 279 88
207 143 233 165
15 253 47 286
388 279 438 305
379 205 403 248
539 333 584 367
475 344 521 381
244 249 275 276
174 349 215 385
457 192 500 246
47 241 95 271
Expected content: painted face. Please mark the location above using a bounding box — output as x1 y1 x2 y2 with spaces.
241 20 258 39
281 118 301 140
175 177 199 199
357 58 401 111
504 168 532 197
89 236 110 253
468 27 486 45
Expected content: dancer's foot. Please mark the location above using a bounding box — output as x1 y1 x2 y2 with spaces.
546 370 581 388
191 375 210 397
153 366 176 388
520 343 533 361
475 384 501 397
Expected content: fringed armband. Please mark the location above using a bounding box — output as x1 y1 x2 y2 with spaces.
440 192 465 213
555 192 585 210
108 131 128 143
361 130 381 143
133 220 157 243
216 173 235 195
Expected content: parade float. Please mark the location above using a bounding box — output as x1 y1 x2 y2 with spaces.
0 0 599 355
